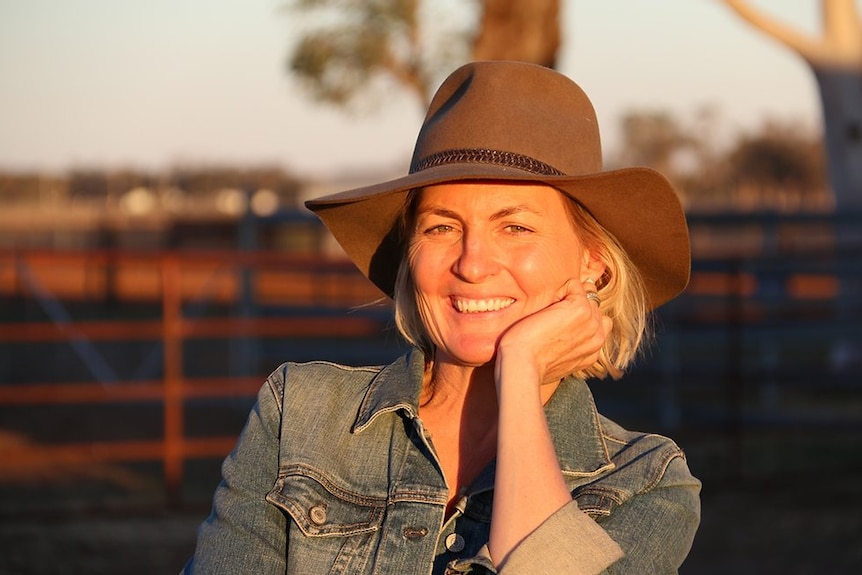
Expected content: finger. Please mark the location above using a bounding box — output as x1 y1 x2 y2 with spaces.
554 278 579 302
555 277 593 302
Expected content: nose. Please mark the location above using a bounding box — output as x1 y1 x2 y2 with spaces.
452 229 498 282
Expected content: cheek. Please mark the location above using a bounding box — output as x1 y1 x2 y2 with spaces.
407 252 447 346
413 289 437 333
515 244 583 289
407 243 451 336
407 242 435 294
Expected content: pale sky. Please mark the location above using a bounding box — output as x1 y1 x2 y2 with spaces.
0 1 831 178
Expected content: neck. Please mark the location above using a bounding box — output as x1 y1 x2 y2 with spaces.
420 354 562 411
420 359 496 411
418 357 500 508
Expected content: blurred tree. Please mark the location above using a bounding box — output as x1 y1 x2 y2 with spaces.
616 107 735 210
286 0 560 108
168 166 303 207
614 109 829 212
0 174 44 206
721 0 862 210
724 120 830 211
616 111 691 177
68 170 108 202
675 106 728 210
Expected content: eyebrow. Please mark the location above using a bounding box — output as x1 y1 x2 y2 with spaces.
415 204 540 221
489 204 539 220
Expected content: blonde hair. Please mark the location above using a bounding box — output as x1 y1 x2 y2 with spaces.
393 188 651 380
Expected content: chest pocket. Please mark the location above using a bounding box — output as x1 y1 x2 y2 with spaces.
267 466 387 537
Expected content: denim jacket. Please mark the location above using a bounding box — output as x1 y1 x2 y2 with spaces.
184 349 700 574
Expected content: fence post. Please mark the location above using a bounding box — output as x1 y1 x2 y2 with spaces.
162 253 184 506
725 258 745 483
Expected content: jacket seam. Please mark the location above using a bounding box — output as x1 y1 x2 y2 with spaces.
600 431 687 495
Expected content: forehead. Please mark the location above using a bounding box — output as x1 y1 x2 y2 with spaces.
414 181 572 217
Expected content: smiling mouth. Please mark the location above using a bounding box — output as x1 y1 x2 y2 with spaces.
451 297 515 313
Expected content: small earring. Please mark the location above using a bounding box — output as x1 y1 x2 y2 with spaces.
585 278 595 285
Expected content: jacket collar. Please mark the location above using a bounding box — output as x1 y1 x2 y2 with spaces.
352 348 426 434
352 349 613 477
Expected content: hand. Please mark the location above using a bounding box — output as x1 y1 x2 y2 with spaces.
496 278 611 385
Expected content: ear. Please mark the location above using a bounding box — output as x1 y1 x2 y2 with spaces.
580 248 606 285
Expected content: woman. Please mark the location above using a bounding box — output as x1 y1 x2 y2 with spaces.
184 61 700 574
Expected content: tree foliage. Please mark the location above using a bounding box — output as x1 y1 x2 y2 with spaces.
287 0 472 107
727 122 826 190
286 0 560 108
616 108 830 212
616 111 692 177
722 121 830 211
0 113 830 213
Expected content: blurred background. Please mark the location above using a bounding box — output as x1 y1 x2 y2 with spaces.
1 1 860 573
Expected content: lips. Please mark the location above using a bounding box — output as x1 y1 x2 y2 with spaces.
451 297 516 313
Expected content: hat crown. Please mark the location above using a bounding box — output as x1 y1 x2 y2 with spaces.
411 61 603 177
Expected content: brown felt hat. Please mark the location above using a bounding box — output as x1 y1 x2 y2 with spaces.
305 60 690 310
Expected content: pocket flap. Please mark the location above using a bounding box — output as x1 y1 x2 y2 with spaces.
267 466 387 537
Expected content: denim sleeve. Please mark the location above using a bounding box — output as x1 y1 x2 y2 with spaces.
450 455 699 575
181 374 287 574
445 501 621 575
598 456 701 574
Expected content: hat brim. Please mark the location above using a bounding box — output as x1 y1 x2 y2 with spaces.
305 164 690 310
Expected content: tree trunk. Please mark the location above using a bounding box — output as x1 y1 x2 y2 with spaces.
722 0 862 210
472 0 561 68
814 67 862 210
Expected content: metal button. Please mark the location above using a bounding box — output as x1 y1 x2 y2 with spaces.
309 504 327 525
445 532 465 552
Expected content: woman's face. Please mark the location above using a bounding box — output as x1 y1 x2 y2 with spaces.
408 181 596 367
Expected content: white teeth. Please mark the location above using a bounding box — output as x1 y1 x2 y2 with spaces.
452 297 515 313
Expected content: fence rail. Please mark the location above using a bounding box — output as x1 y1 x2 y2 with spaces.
0 249 390 506
1 211 861 505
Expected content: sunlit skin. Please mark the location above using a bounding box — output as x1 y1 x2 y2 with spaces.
409 181 606 379
408 181 612 566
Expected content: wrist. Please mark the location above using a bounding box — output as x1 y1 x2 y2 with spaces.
494 352 542 399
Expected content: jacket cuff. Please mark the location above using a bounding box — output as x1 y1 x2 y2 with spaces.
498 500 623 574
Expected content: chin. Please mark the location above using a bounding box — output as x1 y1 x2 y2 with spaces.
456 357 495 368
444 344 498 368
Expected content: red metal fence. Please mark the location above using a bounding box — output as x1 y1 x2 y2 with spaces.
0 249 386 505
1 211 860 507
